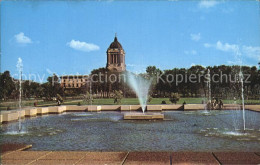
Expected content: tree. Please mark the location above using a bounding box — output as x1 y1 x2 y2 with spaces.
0 71 15 100
169 92 180 104
146 66 162 96
113 90 123 104
42 74 63 100
147 95 152 103
83 91 93 104
56 94 63 105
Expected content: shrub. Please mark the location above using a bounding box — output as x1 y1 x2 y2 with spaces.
114 90 123 104
169 93 180 104
161 101 166 104
147 95 152 103
83 91 93 105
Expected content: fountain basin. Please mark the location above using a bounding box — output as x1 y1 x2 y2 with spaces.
123 113 164 120
147 105 162 111
1 110 260 151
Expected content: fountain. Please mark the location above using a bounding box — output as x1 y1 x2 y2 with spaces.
16 58 23 132
205 69 223 111
126 72 151 113
198 49 250 139
203 69 211 113
123 71 164 120
4 58 28 135
239 70 246 131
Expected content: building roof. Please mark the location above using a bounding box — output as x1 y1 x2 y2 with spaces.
60 75 88 79
108 36 123 49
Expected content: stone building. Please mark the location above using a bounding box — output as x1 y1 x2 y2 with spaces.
60 34 126 89
60 75 88 89
106 35 126 72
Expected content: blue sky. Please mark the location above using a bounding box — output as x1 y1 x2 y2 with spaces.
1 0 260 80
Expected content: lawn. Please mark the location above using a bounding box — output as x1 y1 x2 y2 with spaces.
65 98 260 105
1 97 259 111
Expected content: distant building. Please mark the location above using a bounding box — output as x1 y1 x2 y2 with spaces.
60 75 88 89
60 34 126 89
106 34 126 72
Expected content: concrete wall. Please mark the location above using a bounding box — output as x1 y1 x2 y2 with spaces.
47 106 59 114
147 105 162 111
223 104 242 110
130 105 142 111
161 104 183 110
66 105 88 112
121 105 131 111
19 110 26 118
245 105 260 112
37 107 49 115
58 106 67 113
25 108 37 117
2 112 19 123
88 105 101 112
101 105 120 111
1 104 260 124
184 104 205 110
124 113 164 120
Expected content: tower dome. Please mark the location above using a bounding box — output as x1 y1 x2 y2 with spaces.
109 36 123 49
106 34 126 72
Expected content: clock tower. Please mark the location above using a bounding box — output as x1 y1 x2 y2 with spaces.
106 34 126 72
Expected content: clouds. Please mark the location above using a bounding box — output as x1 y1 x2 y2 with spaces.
190 33 201 41
12 33 100 53
198 0 219 9
204 41 239 53
67 40 100 52
204 41 260 61
242 46 260 61
14 32 32 44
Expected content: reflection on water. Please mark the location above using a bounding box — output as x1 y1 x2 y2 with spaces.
1 110 260 151
198 128 260 141
184 110 228 116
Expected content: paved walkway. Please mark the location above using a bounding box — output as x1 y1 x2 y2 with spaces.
1 151 260 165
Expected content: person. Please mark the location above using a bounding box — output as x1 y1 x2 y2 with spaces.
219 99 223 110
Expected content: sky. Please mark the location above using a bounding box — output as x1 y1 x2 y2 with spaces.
1 0 260 81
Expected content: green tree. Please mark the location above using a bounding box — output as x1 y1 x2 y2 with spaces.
42 74 63 100
83 91 93 104
147 95 152 103
113 90 123 104
169 92 180 104
0 71 15 100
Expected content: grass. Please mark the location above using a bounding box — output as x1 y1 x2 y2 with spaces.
1 97 259 110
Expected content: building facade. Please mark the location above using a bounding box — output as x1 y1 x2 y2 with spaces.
61 35 126 89
106 35 126 72
60 75 88 89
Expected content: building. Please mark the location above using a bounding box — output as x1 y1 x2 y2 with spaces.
60 34 126 89
60 75 89 89
106 35 126 72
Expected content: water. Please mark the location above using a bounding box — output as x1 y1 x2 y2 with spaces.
16 57 23 132
126 72 152 113
1 110 259 151
207 69 211 103
203 69 211 112
234 46 246 131
239 70 246 131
